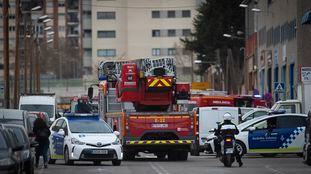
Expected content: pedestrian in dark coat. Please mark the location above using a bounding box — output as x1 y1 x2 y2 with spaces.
33 117 51 168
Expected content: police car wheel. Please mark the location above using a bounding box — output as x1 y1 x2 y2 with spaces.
112 160 121 166
64 147 74 165
235 141 246 156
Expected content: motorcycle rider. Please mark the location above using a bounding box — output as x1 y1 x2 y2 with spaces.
214 112 243 167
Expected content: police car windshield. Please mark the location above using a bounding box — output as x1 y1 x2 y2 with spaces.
69 121 112 133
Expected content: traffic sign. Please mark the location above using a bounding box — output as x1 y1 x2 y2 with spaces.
301 67 311 83
274 82 285 93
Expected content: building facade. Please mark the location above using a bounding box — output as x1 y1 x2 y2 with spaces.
90 0 200 81
243 0 311 102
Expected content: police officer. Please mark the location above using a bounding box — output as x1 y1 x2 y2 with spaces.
214 113 243 167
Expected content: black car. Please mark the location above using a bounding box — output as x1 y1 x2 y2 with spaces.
0 125 24 174
2 124 37 174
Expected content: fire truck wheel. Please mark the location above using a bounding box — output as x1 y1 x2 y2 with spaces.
156 153 166 160
168 151 178 161
123 151 135 161
178 151 188 161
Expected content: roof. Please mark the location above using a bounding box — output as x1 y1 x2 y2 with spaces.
0 109 26 120
238 113 307 130
19 95 55 105
275 100 300 103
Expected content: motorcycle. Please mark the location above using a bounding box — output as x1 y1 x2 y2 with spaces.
219 134 235 167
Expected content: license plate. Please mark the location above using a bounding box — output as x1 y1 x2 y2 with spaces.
226 148 233 154
151 124 168 128
91 150 108 154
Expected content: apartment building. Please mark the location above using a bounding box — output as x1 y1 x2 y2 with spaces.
91 0 200 81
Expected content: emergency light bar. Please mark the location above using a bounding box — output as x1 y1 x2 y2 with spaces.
64 113 100 120
268 110 286 115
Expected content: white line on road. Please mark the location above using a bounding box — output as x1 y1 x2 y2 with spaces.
149 162 163 174
265 165 286 174
154 162 170 174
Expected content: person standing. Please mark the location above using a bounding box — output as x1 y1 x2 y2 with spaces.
33 117 51 168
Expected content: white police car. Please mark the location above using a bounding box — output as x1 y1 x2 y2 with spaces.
48 113 123 165
206 113 307 157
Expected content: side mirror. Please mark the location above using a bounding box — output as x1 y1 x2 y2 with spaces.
248 126 256 132
88 87 94 99
58 129 65 136
113 131 120 136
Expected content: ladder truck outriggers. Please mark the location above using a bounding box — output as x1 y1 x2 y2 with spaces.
88 57 196 160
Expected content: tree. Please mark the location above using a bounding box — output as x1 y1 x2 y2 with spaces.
181 0 245 94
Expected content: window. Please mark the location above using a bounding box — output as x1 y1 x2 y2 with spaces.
97 30 116 38
167 10 175 18
68 121 112 133
152 11 160 18
168 29 176 37
253 111 268 118
152 30 161 37
182 10 191 17
182 29 191 36
84 30 92 37
84 48 92 57
97 49 116 57
97 12 116 19
152 48 161 56
277 116 306 128
59 26 65 32
168 48 176 55
279 105 296 113
52 119 64 132
251 119 268 130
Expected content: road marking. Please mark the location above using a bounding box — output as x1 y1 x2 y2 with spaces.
154 162 170 174
149 162 163 174
265 165 285 174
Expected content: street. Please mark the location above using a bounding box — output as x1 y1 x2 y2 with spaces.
35 154 311 174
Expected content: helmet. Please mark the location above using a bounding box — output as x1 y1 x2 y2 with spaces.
223 113 233 121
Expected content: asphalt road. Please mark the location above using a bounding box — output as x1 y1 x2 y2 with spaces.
35 154 311 174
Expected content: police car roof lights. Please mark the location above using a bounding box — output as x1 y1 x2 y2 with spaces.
268 109 286 115
64 113 100 121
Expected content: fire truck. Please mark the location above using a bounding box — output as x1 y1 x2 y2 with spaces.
89 57 195 160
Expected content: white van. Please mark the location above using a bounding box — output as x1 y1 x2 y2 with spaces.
191 107 239 155
19 94 59 124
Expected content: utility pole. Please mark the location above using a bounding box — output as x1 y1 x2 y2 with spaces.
14 0 21 108
24 13 28 94
29 18 33 94
3 0 10 108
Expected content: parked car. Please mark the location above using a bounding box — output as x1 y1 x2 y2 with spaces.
240 108 270 123
0 109 33 136
49 113 123 166
205 113 307 157
0 125 24 174
2 124 37 174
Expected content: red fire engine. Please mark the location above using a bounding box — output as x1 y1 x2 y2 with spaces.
89 57 195 161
